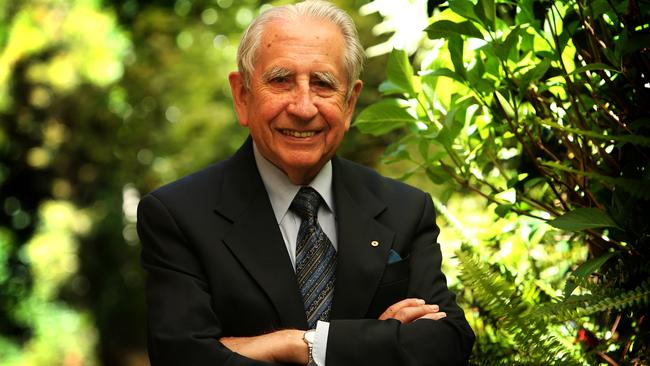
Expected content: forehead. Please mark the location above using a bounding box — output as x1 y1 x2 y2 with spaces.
255 17 347 77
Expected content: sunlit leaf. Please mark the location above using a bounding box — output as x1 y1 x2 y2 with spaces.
449 0 480 23
494 90 514 118
355 99 416 135
425 20 484 40
421 67 465 83
378 80 405 95
386 48 417 96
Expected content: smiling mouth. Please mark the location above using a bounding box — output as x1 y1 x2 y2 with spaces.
280 129 317 138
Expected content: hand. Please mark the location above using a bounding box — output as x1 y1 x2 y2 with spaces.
220 329 308 364
378 298 446 323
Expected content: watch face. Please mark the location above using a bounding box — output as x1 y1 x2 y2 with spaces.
304 330 316 344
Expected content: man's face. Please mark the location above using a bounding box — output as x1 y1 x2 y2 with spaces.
229 17 362 185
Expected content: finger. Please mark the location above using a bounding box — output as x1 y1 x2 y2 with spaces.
418 311 447 321
378 298 426 320
219 337 238 350
392 304 440 323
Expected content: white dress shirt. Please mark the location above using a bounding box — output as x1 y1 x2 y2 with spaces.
253 143 334 366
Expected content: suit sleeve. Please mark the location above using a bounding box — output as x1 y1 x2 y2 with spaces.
326 193 475 365
137 193 282 366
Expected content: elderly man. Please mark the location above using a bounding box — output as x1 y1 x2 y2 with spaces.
137 1 474 365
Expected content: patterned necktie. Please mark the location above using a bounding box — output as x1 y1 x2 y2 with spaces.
290 186 337 329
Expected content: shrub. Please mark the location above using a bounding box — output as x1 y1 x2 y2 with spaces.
357 0 650 364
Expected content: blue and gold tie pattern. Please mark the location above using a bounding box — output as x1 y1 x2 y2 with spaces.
290 187 337 329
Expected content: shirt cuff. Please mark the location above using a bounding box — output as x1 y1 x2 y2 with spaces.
312 320 330 366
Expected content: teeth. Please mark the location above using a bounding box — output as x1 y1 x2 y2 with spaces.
281 129 316 138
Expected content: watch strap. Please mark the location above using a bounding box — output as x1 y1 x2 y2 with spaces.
303 329 317 366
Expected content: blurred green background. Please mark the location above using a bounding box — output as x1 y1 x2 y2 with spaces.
2 0 649 365
0 0 391 364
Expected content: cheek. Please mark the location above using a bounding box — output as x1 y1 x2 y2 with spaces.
250 94 289 121
320 105 350 133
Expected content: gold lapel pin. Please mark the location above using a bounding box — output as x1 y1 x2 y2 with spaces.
370 240 379 247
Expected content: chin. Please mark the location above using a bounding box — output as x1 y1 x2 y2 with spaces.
282 151 324 167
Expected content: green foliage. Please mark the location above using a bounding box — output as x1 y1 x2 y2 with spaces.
548 208 620 232
563 251 615 297
360 0 650 363
356 98 416 135
458 251 584 365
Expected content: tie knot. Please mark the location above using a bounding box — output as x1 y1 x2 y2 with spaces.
290 187 322 220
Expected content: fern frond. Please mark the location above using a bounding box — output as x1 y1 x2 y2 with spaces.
457 251 585 365
535 279 650 322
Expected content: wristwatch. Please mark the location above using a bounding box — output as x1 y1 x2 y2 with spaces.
303 329 316 366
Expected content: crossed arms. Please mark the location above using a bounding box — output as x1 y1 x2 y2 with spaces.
219 298 447 364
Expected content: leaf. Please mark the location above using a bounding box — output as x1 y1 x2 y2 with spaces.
495 204 513 217
437 105 465 148
519 59 550 96
483 0 496 28
494 91 514 118
619 33 650 57
386 49 417 96
548 208 620 231
425 20 484 40
541 120 650 148
418 139 430 162
564 252 616 298
541 161 650 200
355 99 416 135
521 59 551 85
426 165 450 184
535 50 558 61
421 68 465 83
448 35 466 78
573 252 616 278
571 63 618 75
383 143 411 164
449 0 480 23
377 80 402 95
474 0 495 30
495 26 522 60
557 19 580 54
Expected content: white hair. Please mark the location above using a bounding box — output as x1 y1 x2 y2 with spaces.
236 0 365 99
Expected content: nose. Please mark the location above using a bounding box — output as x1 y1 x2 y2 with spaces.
286 83 318 120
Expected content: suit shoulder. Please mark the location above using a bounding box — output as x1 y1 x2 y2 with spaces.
145 158 228 205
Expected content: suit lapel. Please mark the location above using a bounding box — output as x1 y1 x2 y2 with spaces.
215 139 307 329
330 157 395 319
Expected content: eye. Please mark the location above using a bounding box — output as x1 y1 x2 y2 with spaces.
270 76 290 85
311 78 334 90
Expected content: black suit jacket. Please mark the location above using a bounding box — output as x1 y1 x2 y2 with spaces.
137 138 474 365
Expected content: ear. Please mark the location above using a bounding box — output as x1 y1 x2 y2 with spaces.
229 71 250 127
343 79 363 131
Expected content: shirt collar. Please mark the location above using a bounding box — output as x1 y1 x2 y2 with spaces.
253 142 334 224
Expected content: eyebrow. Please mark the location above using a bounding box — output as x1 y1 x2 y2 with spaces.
262 67 342 89
312 71 341 89
262 67 292 83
